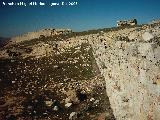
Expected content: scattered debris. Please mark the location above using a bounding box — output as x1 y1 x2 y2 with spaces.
53 106 59 111
65 103 72 108
45 100 53 107
69 112 77 120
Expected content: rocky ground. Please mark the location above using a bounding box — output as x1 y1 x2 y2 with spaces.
1 20 160 120
0 33 115 120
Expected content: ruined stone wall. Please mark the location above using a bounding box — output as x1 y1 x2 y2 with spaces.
87 27 160 120
117 19 137 27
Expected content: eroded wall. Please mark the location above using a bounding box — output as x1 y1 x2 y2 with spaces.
88 28 160 120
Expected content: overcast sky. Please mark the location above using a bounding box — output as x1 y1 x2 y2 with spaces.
0 0 160 37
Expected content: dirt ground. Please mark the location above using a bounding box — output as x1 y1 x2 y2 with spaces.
0 40 115 120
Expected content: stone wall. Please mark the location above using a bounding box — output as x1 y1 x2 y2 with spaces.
87 26 160 120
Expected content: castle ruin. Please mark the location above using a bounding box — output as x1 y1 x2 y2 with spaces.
117 19 137 27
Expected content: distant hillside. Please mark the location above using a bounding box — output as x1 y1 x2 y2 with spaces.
8 28 72 45
0 37 8 41
0 37 10 47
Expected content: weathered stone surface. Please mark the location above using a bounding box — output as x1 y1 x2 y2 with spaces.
88 24 160 120
142 32 154 41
